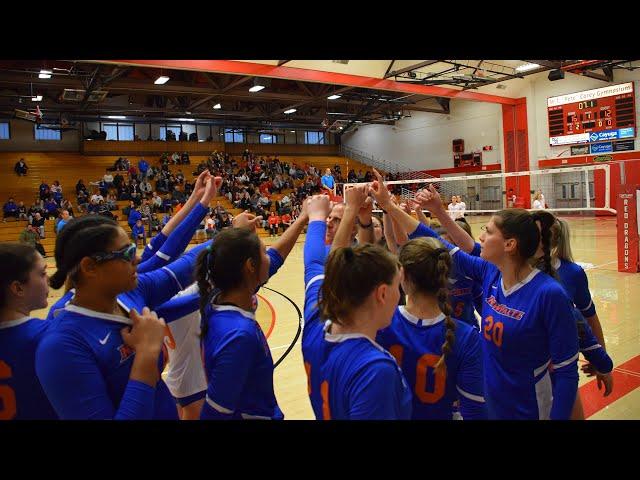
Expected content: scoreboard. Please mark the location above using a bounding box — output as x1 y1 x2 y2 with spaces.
548 82 635 146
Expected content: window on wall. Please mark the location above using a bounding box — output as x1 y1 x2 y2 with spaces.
224 129 244 143
160 126 181 140
118 125 134 141
104 124 118 140
304 131 325 144
34 125 61 141
259 133 276 144
0 122 9 140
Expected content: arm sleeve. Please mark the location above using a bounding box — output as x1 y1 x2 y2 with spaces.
409 223 494 285
579 317 613 374
303 221 328 327
457 332 488 420
35 334 155 420
204 330 256 419
472 283 484 314
267 248 285 279
140 232 167 263
138 203 209 274
572 266 596 317
347 361 407 420
470 242 482 257
136 240 211 309
543 287 579 420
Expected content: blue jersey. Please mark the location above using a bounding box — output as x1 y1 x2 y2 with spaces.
448 271 478 330
36 305 176 420
138 203 209 274
410 223 579 420
575 308 612 374
0 318 57 420
376 307 487 420
200 303 282 420
141 232 167 263
555 258 596 317
302 220 412 420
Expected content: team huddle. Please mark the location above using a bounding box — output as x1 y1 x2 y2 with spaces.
0 169 612 420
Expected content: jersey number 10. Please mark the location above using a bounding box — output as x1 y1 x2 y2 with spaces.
389 345 445 404
0 360 17 420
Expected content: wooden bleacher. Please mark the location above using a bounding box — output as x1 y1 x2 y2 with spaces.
0 151 372 248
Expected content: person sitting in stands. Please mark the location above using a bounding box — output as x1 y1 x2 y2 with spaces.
132 218 146 247
14 158 28 176
3 197 19 222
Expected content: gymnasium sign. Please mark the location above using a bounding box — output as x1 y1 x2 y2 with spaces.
548 82 635 146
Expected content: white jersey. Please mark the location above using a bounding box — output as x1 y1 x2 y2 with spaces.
532 199 544 210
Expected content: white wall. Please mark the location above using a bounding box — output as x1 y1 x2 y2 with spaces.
0 119 80 152
344 65 640 173
342 100 502 171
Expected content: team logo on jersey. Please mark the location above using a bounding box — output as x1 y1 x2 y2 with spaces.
450 287 472 297
485 295 525 320
117 344 135 363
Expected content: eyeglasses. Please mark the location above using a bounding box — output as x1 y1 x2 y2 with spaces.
480 225 488 232
91 243 137 264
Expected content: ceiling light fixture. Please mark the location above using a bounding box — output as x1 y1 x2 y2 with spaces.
154 75 170 85
39 69 52 79
213 103 222 109
515 62 540 73
31 95 43 102
327 94 341 100
107 115 126 119
284 108 296 114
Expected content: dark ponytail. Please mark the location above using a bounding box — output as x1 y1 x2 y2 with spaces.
399 238 456 373
0 243 40 309
195 228 262 338
49 216 119 289
531 210 557 279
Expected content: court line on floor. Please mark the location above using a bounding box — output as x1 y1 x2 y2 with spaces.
582 353 640 418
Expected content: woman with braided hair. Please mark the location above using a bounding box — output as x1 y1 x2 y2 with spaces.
375 237 487 420
371 168 579 420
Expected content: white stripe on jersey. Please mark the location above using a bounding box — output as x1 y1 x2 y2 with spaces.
162 266 184 291
533 360 551 377
534 371 553 420
456 386 485 403
205 395 234 415
552 352 579 370
579 300 594 313
305 274 324 293
155 250 171 261
240 412 272 420
581 344 601 352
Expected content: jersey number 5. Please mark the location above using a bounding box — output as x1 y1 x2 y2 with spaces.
0 360 17 420
389 345 445 404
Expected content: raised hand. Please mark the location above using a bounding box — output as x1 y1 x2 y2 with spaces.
233 210 263 232
369 168 392 209
122 307 167 355
306 194 331 222
415 184 445 213
345 184 369 210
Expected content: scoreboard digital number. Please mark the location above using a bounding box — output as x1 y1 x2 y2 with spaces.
548 82 635 146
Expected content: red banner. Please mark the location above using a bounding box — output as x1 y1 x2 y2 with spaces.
616 185 640 272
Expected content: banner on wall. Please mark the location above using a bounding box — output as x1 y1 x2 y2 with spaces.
614 139 635 152
590 142 613 154
571 145 590 155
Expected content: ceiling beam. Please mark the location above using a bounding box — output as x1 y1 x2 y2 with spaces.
386 60 440 78
203 72 219 89
384 60 395 78
278 60 291 66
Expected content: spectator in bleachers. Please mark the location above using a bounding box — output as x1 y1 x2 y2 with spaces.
55 210 72 234
181 152 190 164
140 198 153 224
156 175 169 194
321 168 335 194
175 170 185 184
139 178 152 195
3 197 19 222
127 204 142 232
30 212 45 239
138 157 149 178
132 218 146 247
39 180 50 201
280 212 291 233
127 163 138 181
150 191 162 213
105 193 117 211
171 185 185 205
204 214 216 239
162 194 173 214
14 158 28 176
278 193 291 214
171 152 180 164
59 199 74 218
102 172 114 189
27 198 43 224
43 198 59 220
113 172 125 190
268 211 281 237
75 179 88 195
129 180 141 206
76 190 89 213
17 201 28 221
90 190 104 204
19 224 46 257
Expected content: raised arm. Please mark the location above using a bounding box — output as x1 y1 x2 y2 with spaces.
415 185 476 254
332 184 368 251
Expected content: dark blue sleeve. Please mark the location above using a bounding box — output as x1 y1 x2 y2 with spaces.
303 221 328 327
347 360 407 420
136 240 211 309
140 232 167 263
471 242 482 257
572 264 596 317
203 329 256 418
580 318 613 374
267 248 285 279
35 333 156 420
457 330 488 420
543 285 579 420
138 204 209 275
472 283 484 314
46 291 73 320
